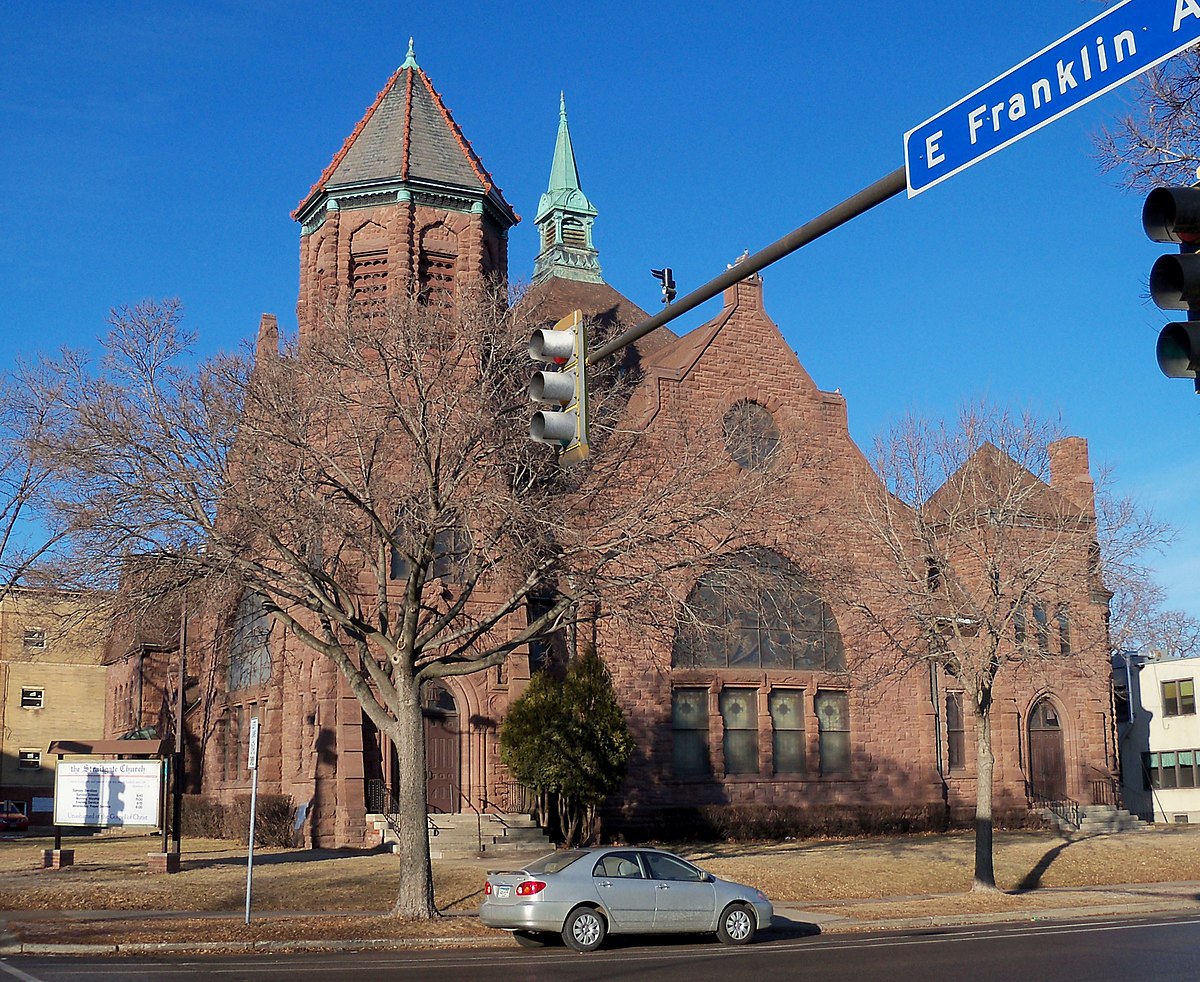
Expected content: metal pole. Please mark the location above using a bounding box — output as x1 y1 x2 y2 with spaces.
588 166 908 365
244 716 260 925
172 593 186 854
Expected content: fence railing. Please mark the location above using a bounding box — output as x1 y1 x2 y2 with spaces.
1088 768 1123 808
1026 783 1081 830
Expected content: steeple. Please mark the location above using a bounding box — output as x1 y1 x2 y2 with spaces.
533 94 602 285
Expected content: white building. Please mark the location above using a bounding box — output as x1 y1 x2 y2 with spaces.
1114 650 1200 824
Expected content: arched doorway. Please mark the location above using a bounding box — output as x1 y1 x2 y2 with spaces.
1028 698 1067 800
422 681 460 813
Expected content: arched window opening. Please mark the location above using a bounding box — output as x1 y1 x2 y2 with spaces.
229 592 273 690
672 549 844 671
722 401 780 471
418 225 459 306
350 223 389 304
561 218 587 248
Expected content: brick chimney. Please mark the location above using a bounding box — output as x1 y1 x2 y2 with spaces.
1048 437 1095 516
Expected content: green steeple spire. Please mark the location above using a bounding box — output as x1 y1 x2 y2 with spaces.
533 94 602 284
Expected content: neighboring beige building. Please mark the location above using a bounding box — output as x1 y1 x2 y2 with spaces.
0 588 109 824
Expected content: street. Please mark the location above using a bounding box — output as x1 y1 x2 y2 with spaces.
4 913 1199 982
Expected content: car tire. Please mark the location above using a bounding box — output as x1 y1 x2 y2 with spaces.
562 906 607 952
512 930 551 948
716 902 756 945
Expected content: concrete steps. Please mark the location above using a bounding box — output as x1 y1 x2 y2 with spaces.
1039 802 1149 834
366 811 553 859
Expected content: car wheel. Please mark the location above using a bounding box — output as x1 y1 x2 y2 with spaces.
512 930 551 948
562 906 607 952
716 902 756 945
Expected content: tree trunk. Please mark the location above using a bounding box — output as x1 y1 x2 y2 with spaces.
388 683 437 919
972 693 998 892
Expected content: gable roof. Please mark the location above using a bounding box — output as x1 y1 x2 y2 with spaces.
292 43 516 224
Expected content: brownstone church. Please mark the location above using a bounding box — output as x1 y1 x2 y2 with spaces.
104 45 1116 848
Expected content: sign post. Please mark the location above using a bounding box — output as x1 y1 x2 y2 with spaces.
244 716 260 926
905 0 1200 196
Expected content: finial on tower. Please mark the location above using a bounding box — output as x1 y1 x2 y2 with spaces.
560 91 567 120
402 37 418 69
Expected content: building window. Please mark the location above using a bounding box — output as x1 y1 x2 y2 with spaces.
719 688 759 775
672 549 845 672
1163 679 1196 717
1033 604 1050 654
769 689 806 775
1056 608 1072 656
18 750 41 771
1013 608 1026 646
389 519 472 585
722 401 780 471
1144 750 1198 790
672 688 711 778
228 593 272 691
946 692 966 771
20 687 45 709
815 690 850 776
23 628 46 650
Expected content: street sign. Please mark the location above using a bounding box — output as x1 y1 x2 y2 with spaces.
905 0 1200 197
247 716 260 771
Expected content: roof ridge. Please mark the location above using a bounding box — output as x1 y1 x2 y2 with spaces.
291 68 404 219
416 67 517 219
401 67 414 181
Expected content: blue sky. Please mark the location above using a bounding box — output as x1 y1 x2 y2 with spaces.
2 0 1198 616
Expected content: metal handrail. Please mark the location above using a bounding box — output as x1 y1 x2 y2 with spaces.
1026 782 1081 830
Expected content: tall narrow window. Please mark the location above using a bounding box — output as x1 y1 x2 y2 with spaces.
815 690 850 776
719 688 759 775
349 222 388 304
1033 604 1050 654
672 688 711 778
1014 608 1026 645
1056 607 1072 655
946 692 965 771
769 689 806 775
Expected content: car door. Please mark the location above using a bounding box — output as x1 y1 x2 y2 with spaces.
590 850 656 930
643 851 716 931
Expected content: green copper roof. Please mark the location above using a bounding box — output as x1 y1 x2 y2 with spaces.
535 94 596 223
533 94 602 285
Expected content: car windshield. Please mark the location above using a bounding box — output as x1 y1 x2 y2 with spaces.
524 850 588 875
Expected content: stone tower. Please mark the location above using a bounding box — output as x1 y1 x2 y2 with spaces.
291 40 519 347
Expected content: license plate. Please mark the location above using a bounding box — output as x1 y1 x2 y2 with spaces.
497 885 511 898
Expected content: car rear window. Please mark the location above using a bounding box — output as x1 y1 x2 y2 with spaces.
524 850 588 875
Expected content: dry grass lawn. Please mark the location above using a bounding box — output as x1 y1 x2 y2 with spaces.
2 825 1200 946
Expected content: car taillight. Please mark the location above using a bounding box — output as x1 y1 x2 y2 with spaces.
484 881 493 895
515 880 546 896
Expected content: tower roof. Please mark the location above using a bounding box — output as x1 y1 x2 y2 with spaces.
293 40 517 227
535 93 596 224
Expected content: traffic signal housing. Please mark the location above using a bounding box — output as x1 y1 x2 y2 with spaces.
651 267 676 305
1143 186 1200 391
528 309 590 463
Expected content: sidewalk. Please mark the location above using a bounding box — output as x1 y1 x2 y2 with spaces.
2 880 1198 957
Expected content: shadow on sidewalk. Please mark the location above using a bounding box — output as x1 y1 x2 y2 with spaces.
184 846 386 870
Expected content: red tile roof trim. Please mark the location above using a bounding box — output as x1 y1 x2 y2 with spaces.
401 68 414 182
291 68 404 220
416 68 518 221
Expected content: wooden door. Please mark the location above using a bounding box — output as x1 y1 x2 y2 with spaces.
1028 698 1066 800
422 682 459 813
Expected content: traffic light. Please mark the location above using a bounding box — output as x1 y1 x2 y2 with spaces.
528 309 590 463
651 267 676 305
1143 186 1200 391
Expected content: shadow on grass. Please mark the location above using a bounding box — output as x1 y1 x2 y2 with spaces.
184 845 388 871
1012 835 1091 893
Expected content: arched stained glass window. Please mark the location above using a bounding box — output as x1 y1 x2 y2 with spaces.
672 549 844 671
229 592 273 690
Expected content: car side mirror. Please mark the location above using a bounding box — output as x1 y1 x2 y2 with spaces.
704 872 715 883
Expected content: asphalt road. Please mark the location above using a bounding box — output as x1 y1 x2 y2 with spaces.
3 913 1199 982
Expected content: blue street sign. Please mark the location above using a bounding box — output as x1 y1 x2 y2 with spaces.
905 0 1200 197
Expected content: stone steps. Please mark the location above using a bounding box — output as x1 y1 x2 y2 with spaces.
366 811 553 859
1039 802 1149 834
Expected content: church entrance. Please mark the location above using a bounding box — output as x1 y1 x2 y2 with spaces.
422 681 460 813
1028 698 1067 801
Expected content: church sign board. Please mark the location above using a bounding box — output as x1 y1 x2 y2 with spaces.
52 759 162 828
905 0 1200 196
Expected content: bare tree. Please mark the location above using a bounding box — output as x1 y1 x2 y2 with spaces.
850 403 1165 891
1096 48 1200 189
0 362 81 599
39 289 815 918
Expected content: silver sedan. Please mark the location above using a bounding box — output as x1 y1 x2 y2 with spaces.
480 846 773 952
